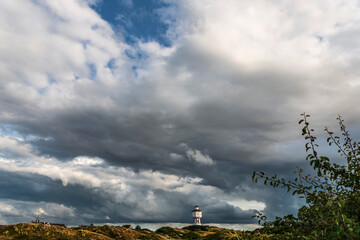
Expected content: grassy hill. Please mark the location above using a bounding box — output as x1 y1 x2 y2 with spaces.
0 223 271 240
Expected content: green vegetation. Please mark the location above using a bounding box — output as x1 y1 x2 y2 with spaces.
0 223 270 239
253 114 360 239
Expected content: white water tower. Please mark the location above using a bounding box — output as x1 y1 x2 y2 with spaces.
192 206 202 225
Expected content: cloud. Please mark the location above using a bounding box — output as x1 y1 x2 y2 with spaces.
0 202 20 217
1 0 360 226
116 14 133 28
180 143 215 165
0 200 76 224
0 134 262 224
72 156 104 166
169 153 184 161
33 208 47 217
119 0 133 8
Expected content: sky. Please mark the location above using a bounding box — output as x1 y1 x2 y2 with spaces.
1 0 360 229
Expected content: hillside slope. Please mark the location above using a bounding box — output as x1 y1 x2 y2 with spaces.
0 223 269 240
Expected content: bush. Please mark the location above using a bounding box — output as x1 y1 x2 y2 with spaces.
252 114 360 239
155 227 180 238
182 225 213 231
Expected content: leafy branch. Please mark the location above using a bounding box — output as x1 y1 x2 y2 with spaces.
251 114 360 239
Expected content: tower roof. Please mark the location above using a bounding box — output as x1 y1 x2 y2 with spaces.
192 206 202 212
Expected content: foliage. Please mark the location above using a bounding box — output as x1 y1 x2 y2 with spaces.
182 225 212 231
252 113 360 239
156 226 183 238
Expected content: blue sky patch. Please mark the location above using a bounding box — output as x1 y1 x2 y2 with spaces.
92 0 172 47
48 75 57 84
81 40 91 49
37 87 47 95
88 63 97 80
0 124 24 139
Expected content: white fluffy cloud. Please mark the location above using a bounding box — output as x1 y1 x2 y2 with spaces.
0 0 133 115
180 143 215 165
169 0 360 67
158 0 360 126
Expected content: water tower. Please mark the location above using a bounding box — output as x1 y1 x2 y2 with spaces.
192 206 202 225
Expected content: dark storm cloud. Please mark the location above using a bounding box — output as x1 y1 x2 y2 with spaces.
0 171 101 209
5 97 303 187
0 90 307 224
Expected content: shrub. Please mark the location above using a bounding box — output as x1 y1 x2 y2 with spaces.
252 114 360 239
155 227 180 238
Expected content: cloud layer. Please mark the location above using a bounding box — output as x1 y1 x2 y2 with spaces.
1 0 360 226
